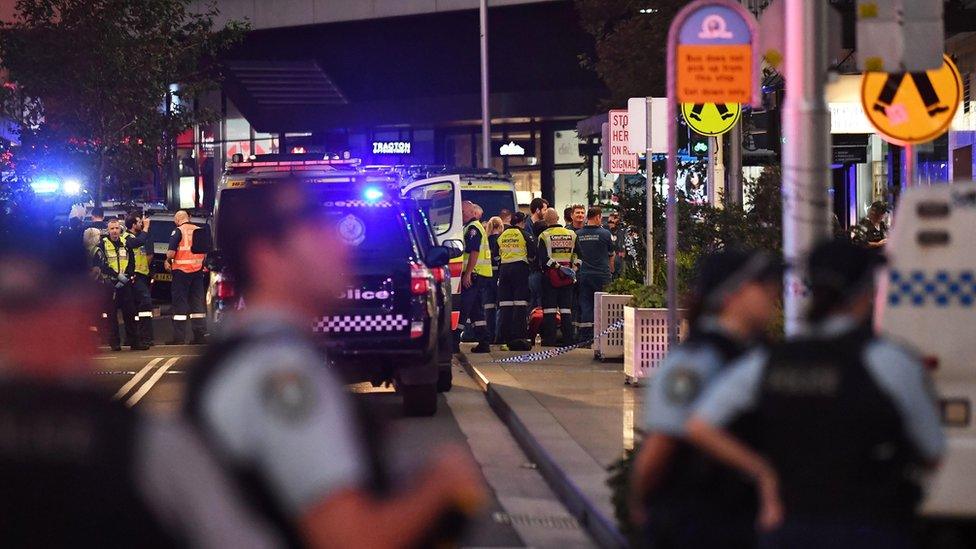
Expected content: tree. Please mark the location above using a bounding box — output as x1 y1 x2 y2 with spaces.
0 0 247 204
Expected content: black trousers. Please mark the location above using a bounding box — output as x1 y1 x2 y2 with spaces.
171 270 207 342
497 262 530 344
133 273 154 346
541 279 574 345
108 283 138 348
458 274 489 345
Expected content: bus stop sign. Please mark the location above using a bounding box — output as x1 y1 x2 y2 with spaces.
675 1 758 105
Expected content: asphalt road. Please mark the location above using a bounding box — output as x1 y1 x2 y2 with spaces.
90 343 595 548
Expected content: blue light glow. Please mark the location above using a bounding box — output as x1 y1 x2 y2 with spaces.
30 178 59 194
363 187 384 202
62 178 82 196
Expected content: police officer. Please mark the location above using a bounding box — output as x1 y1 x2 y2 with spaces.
459 200 492 353
685 239 944 548
99 219 145 351
537 208 580 346
0 224 282 548
125 213 154 348
183 181 487 547
851 201 890 250
165 210 207 345
629 248 782 549
575 206 615 343
497 212 536 351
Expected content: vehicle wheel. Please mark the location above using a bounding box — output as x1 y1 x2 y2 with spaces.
437 327 454 369
437 368 453 393
402 383 438 417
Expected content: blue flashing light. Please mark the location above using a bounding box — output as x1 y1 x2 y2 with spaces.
30 177 59 194
363 187 384 202
63 178 82 196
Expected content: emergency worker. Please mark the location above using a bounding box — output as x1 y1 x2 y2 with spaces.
851 201 890 250
459 201 492 353
528 198 549 308
606 212 627 278
485 215 505 343
496 212 536 351
125 214 154 348
575 207 615 343
570 205 586 232
166 210 207 345
99 219 144 351
629 249 781 549
0 224 282 548
183 181 487 547
537 208 580 346
84 207 107 235
685 239 944 548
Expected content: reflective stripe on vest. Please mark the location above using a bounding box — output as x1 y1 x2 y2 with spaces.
173 223 205 273
540 226 577 267
101 237 129 275
498 227 529 264
123 232 151 275
462 220 493 278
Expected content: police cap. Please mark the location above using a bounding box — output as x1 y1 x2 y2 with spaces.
696 248 782 311
808 238 885 301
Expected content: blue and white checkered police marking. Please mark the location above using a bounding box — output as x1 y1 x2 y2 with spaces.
489 319 625 364
887 270 976 308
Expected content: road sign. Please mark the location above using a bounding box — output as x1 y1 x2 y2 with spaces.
681 102 741 136
675 2 758 104
627 97 668 153
607 109 639 174
856 0 943 73
861 54 962 145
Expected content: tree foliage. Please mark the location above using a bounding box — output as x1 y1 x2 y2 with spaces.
0 0 247 202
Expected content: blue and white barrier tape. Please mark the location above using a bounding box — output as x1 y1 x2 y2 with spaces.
490 319 625 364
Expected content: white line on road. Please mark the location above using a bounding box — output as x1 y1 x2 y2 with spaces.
112 357 163 401
126 356 181 407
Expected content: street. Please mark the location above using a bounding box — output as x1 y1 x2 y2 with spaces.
90 342 595 549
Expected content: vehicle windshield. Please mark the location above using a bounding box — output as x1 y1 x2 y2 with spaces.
460 189 516 220
147 219 175 246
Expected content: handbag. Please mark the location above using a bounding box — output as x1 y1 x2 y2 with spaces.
546 265 576 288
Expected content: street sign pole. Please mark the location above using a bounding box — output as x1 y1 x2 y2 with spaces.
645 97 655 285
728 121 743 206
904 143 915 188
479 0 491 169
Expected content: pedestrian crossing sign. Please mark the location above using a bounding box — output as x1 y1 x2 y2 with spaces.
861 54 962 146
681 102 741 137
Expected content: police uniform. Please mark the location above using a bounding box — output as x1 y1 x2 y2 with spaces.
695 316 944 547
496 222 536 347
537 224 580 346
125 229 154 347
168 222 207 344
99 235 141 350
459 218 493 348
574 224 614 342
851 216 888 248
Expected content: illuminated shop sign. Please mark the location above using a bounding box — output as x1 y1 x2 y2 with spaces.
372 141 412 154
493 139 536 157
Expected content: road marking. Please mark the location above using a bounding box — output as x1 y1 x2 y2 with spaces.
112 358 163 401
126 356 181 407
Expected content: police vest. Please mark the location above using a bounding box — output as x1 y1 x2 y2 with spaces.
124 231 151 275
173 223 205 273
539 226 577 267
0 380 176 547
101 236 129 275
757 330 920 522
462 220 493 278
498 227 529 264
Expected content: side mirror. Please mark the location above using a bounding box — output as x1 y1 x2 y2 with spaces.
442 239 464 259
426 246 451 268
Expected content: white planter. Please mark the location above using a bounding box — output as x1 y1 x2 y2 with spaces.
623 306 688 385
594 292 632 361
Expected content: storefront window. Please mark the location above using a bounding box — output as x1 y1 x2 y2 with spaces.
553 168 587 212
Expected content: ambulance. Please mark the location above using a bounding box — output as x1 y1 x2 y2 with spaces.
875 181 976 520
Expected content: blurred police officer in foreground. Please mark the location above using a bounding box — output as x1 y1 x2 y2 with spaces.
125 213 154 348
629 249 781 549
459 200 492 353
575 206 615 343
851 201 890 250
537 208 580 347
686 239 944 549
0 224 281 548
166 210 207 345
496 211 536 351
184 182 487 548
99 219 145 351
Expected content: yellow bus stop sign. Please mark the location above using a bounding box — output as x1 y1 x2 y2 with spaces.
861 54 962 146
681 103 741 136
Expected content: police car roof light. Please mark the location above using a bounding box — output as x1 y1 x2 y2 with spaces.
363 187 384 202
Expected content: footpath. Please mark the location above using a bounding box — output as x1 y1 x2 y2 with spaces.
458 345 647 549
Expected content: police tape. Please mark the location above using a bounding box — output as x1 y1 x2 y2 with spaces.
489 319 625 364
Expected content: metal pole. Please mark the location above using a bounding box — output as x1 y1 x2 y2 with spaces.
903 143 915 189
666 96 678 345
645 98 655 286
728 120 743 206
782 0 831 335
479 0 491 169
707 136 716 202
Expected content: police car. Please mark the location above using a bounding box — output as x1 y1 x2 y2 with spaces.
210 154 453 416
875 182 976 522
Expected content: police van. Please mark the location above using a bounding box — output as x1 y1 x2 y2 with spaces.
209 154 455 416
399 168 518 328
875 182 976 523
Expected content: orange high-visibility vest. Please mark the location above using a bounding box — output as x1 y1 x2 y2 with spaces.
173 223 205 273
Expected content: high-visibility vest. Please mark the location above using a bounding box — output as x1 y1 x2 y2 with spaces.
100 237 129 275
498 227 529 264
462 220 493 278
539 226 577 268
123 231 151 275
173 223 205 273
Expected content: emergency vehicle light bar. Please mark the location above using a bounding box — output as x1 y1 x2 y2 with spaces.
226 158 361 170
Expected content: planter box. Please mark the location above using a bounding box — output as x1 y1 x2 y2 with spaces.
623 306 688 385
594 292 632 361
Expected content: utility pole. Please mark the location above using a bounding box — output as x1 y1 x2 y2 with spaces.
645 98 654 285
782 0 831 335
727 121 743 206
479 0 491 169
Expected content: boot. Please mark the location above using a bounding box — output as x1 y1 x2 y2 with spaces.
471 342 491 353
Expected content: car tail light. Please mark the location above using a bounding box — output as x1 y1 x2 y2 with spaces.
215 276 236 300
449 261 462 279
410 321 425 339
432 266 446 284
410 264 431 295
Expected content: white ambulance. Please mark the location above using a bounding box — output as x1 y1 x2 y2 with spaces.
875 181 976 519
